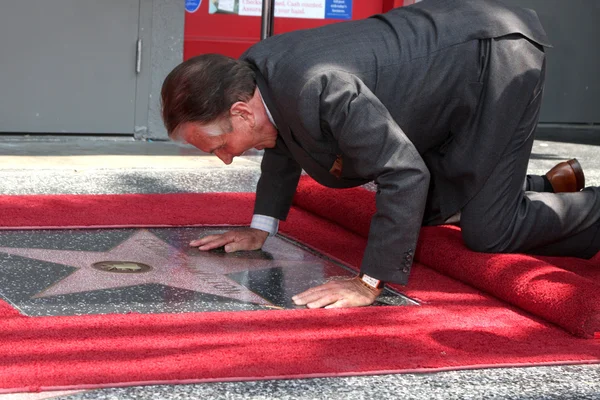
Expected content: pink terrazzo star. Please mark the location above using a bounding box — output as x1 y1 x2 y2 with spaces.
0 229 322 306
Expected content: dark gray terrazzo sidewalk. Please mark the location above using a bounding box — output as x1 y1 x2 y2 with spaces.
59 364 600 400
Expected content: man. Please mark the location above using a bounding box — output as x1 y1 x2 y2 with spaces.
161 0 600 309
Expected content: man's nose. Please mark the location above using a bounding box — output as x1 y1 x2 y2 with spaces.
214 150 233 165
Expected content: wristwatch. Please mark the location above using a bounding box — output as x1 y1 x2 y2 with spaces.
358 273 385 290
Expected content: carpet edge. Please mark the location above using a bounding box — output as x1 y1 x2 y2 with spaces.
3 359 600 395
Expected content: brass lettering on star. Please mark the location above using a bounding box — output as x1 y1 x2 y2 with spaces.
182 269 242 295
134 238 188 263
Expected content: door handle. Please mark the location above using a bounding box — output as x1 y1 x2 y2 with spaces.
136 39 142 74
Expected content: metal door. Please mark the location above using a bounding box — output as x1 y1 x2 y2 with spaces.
499 0 600 124
0 0 142 134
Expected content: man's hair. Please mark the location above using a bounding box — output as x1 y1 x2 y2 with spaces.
161 54 256 136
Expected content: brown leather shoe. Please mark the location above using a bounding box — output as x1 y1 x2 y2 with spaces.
545 158 585 193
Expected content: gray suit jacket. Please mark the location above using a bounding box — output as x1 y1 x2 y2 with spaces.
241 0 549 285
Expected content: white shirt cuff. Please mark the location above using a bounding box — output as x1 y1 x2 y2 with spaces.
250 214 279 236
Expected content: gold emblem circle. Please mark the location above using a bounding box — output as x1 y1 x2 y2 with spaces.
92 261 153 274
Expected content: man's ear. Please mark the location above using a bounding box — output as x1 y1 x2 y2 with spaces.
230 102 255 126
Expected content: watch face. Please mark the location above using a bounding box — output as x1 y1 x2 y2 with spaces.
361 274 381 289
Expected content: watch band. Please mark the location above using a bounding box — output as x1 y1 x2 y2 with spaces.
358 273 385 290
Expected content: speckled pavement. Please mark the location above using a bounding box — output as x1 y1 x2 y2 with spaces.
0 132 598 400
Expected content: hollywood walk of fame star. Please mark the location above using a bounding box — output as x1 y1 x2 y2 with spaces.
0 229 325 306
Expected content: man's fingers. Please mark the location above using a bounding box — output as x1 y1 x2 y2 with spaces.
324 299 351 309
190 229 268 253
197 236 236 251
292 278 379 308
292 283 347 306
292 284 334 305
190 234 225 247
223 239 247 253
306 293 342 309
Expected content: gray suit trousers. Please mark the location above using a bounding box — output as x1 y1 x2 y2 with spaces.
459 36 600 259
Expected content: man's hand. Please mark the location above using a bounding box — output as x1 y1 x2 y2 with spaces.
190 228 269 253
292 277 382 309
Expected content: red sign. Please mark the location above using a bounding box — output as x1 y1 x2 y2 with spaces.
184 0 410 59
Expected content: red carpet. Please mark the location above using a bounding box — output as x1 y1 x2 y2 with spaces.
0 180 599 393
293 177 600 338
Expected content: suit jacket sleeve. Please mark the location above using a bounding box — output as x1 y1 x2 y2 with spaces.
303 71 431 284
253 137 303 220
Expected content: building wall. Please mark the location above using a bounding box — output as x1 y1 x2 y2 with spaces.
143 0 185 140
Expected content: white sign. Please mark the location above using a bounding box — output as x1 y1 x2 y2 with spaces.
218 0 236 12
239 0 325 20
210 0 352 20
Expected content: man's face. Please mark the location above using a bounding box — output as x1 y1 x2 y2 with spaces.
174 117 276 165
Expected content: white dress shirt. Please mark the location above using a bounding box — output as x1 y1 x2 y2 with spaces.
250 89 280 236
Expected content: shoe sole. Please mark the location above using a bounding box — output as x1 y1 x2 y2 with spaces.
567 158 586 191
